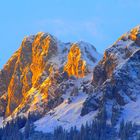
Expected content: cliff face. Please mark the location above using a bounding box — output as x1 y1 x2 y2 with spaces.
30 33 57 87
64 44 86 78
5 33 59 116
0 32 101 117
6 36 34 116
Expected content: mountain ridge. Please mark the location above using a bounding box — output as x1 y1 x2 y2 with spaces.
1 26 140 139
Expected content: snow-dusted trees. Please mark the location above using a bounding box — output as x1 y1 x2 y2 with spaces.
0 114 136 140
0 120 22 140
24 120 31 139
119 120 133 140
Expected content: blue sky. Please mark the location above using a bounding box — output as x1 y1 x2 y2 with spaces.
0 0 140 68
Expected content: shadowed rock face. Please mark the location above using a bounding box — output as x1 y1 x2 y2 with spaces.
92 38 131 87
82 26 140 125
92 51 117 87
0 32 100 117
92 26 140 88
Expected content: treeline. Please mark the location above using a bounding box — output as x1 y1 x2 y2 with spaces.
0 112 41 140
51 120 113 140
55 120 140 140
0 119 111 140
0 110 139 140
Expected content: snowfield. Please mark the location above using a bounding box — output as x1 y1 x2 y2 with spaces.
35 92 97 133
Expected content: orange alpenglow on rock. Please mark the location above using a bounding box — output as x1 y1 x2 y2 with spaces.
30 33 51 86
5 32 58 116
64 44 86 78
129 28 138 41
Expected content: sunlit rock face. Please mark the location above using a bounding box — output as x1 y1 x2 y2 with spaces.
0 32 101 117
6 36 34 116
129 26 140 46
5 33 59 116
64 44 86 78
30 33 57 87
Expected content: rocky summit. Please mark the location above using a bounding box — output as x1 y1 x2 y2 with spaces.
0 32 101 120
1 26 140 139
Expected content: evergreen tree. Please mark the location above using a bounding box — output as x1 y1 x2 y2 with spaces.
24 120 31 139
119 119 124 138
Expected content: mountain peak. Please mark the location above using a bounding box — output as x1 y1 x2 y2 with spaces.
0 32 101 117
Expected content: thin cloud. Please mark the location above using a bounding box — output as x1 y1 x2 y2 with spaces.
35 18 112 54
35 18 106 41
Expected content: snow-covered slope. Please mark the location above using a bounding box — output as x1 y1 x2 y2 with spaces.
35 92 97 133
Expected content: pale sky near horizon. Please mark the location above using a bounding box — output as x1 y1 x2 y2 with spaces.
0 0 140 69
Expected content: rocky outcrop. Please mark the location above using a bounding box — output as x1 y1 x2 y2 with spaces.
64 44 86 78
92 26 140 87
6 36 34 115
92 51 117 87
5 33 59 116
0 32 101 117
30 33 57 87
